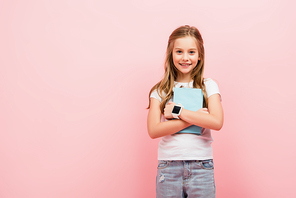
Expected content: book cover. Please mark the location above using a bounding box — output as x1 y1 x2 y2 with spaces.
173 87 203 135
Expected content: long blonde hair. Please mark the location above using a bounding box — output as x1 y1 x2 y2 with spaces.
148 25 208 113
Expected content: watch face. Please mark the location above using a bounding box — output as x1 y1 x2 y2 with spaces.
172 106 181 114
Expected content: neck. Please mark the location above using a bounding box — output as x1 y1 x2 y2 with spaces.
176 74 192 83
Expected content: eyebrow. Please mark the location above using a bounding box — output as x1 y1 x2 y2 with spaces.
174 47 197 50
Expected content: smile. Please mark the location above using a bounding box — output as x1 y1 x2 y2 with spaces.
179 63 191 66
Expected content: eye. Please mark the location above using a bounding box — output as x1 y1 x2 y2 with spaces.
189 51 196 54
176 50 182 54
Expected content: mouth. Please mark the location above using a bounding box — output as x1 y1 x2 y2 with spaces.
179 63 191 67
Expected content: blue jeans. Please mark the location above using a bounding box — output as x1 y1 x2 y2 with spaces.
156 160 215 198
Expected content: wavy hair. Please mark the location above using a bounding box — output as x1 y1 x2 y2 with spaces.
148 25 208 113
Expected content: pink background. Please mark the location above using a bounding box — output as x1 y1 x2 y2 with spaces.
1 0 296 197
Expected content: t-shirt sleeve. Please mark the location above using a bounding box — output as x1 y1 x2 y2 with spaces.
204 78 222 101
150 89 162 102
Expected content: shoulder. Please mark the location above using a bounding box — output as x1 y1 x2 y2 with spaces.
150 87 162 102
203 78 219 89
203 78 221 99
204 78 218 86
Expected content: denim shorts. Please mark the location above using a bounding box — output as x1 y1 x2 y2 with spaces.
156 160 215 198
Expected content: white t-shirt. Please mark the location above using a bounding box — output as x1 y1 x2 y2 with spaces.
150 78 221 160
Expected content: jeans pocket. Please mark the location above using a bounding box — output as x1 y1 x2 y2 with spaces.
201 159 214 170
157 160 170 169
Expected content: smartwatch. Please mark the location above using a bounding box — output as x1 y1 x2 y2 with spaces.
172 104 183 119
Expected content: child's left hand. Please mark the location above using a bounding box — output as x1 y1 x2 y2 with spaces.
164 102 176 119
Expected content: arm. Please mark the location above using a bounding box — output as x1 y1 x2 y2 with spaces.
147 98 191 139
164 93 223 131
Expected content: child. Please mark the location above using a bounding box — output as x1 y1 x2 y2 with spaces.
147 25 223 198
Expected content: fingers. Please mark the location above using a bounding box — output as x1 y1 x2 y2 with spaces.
166 101 176 106
202 108 209 113
164 102 176 119
197 108 209 114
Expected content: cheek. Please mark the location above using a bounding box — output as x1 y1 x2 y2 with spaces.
172 53 177 59
172 55 180 63
192 57 199 66
193 55 199 62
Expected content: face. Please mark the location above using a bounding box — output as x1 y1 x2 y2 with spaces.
172 36 200 81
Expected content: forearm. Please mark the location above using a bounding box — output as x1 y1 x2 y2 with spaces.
179 109 223 130
147 119 191 139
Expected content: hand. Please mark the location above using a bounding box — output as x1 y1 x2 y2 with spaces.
197 108 209 114
164 102 176 119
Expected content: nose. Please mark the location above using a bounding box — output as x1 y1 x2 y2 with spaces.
182 53 189 61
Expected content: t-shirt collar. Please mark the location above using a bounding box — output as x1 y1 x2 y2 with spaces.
174 81 193 88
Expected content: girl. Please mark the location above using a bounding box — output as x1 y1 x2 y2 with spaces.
147 25 223 198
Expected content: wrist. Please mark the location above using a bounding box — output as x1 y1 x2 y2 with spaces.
172 104 183 119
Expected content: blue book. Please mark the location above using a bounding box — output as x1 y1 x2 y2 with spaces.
173 87 203 135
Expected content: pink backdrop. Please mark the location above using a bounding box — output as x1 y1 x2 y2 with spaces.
1 0 296 197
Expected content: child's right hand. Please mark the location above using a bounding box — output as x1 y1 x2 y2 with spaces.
164 102 176 120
